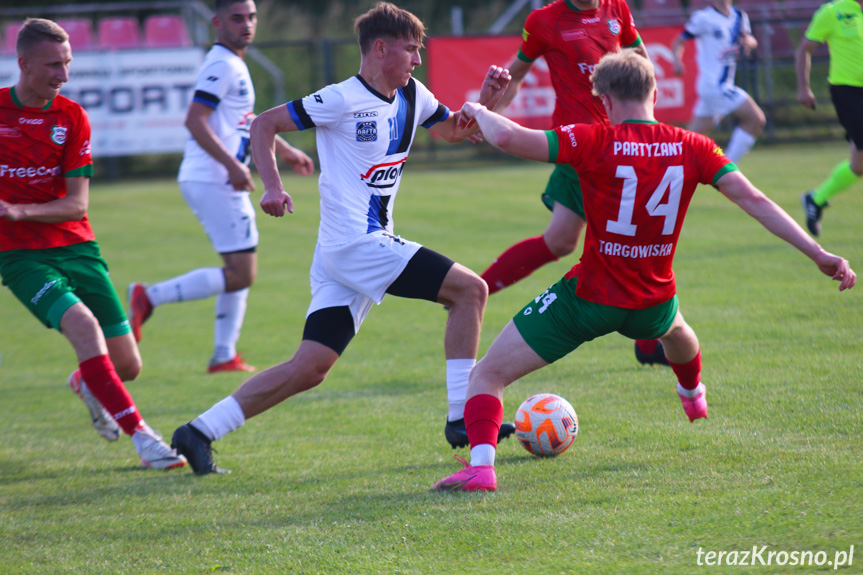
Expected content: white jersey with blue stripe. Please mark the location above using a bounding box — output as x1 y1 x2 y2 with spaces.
179 44 255 184
287 75 449 247
683 6 751 94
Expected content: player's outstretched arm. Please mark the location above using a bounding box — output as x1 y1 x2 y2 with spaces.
717 171 856 291
461 102 548 162
431 66 511 142
0 177 88 223
250 105 301 217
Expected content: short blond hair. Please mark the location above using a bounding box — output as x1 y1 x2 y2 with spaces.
354 2 425 54
16 18 69 56
591 49 656 102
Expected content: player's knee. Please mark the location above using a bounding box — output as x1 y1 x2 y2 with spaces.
113 356 142 382
459 273 488 310
298 360 331 391
743 110 766 136
544 233 578 258
223 267 255 291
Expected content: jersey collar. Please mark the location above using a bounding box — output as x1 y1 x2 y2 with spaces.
565 0 601 12
10 86 53 110
622 119 659 124
355 74 396 104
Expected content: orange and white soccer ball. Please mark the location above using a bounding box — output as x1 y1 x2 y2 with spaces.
515 393 579 457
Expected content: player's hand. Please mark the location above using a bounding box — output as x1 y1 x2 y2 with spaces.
477 65 512 111
797 89 817 110
228 162 256 192
260 188 294 217
280 147 315 176
456 104 487 131
739 34 757 56
814 251 856 291
673 59 684 76
0 199 23 221
459 102 486 125
465 130 484 144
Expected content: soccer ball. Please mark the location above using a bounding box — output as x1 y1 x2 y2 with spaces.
514 393 578 457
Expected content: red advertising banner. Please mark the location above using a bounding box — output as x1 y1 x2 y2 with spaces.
426 26 696 128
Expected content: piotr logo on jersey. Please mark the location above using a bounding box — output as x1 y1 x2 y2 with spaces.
608 19 621 35
360 159 406 189
356 121 377 142
50 125 67 145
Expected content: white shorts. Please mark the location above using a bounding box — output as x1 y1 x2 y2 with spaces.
307 231 422 333
693 85 749 122
179 180 259 253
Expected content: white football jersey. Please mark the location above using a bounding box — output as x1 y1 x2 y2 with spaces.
178 44 255 183
287 75 449 246
683 5 752 94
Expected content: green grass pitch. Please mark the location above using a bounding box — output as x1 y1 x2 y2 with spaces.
1 142 861 574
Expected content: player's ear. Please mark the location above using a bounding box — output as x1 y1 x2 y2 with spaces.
653 89 658 106
374 38 386 58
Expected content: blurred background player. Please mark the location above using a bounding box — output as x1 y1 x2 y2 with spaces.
0 18 186 470
479 0 647 298
475 0 667 366
432 50 855 492
672 0 766 164
171 2 515 474
796 0 863 236
128 0 314 373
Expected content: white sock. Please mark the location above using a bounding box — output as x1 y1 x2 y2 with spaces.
446 358 475 421
146 267 226 307
470 443 496 467
724 127 757 163
677 382 706 398
213 288 249 362
192 396 245 441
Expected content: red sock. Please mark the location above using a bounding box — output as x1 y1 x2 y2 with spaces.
669 350 702 390
481 236 558 295
464 394 503 448
636 339 659 354
79 355 143 436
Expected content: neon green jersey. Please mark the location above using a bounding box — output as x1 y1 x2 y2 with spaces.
805 0 863 87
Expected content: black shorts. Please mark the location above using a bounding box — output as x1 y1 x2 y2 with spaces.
830 84 863 151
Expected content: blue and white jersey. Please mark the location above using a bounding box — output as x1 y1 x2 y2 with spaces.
683 6 752 94
179 43 255 183
287 75 449 246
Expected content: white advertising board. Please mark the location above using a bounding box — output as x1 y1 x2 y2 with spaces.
0 47 204 157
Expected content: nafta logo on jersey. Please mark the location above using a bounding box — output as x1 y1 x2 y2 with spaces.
50 125 68 145
360 158 405 189
356 121 377 142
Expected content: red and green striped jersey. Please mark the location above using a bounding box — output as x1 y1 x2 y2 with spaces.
0 87 94 252
519 0 642 127
548 120 736 309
